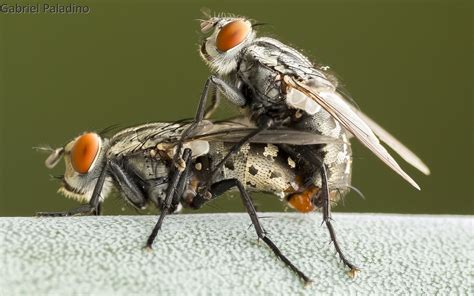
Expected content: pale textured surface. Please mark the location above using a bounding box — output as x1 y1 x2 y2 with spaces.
0 213 472 295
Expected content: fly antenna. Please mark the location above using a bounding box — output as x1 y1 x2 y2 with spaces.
33 145 54 153
252 22 269 28
98 124 121 137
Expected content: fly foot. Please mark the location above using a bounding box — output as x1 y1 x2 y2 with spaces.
36 211 69 217
347 267 360 279
304 279 314 288
143 245 153 253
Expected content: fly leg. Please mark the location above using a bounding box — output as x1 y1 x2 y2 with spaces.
96 202 103 216
181 76 247 147
36 204 100 217
171 77 218 171
320 164 359 278
172 153 193 209
193 179 312 285
36 162 109 217
277 145 359 277
173 76 247 171
207 75 246 107
183 76 246 140
108 160 147 209
278 144 322 187
145 148 192 249
203 83 220 119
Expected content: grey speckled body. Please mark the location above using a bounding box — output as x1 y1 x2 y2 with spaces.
99 122 303 209
208 142 298 198
122 141 300 208
228 37 353 199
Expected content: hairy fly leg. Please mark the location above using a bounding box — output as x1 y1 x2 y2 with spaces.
36 162 110 217
36 204 102 217
96 202 103 216
278 144 323 187
171 77 221 171
172 153 193 209
276 144 358 276
319 164 359 278
194 178 312 285
186 76 247 145
173 75 248 177
203 82 220 119
207 75 247 107
181 76 241 142
108 160 147 209
146 148 193 249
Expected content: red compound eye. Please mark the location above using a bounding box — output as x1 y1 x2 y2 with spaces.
71 133 100 174
216 20 251 52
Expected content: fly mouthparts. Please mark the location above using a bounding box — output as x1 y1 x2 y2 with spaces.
49 174 64 181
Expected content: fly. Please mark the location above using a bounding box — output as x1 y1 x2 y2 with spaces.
176 12 432 281
37 119 336 285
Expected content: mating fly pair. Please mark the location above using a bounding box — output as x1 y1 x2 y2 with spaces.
38 12 430 285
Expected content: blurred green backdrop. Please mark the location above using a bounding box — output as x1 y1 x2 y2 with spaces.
0 0 472 216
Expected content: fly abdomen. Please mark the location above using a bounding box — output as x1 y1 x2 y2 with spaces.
290 110 353 202
208 142 300 198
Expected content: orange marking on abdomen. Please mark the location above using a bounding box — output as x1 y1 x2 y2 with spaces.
287 185 319 213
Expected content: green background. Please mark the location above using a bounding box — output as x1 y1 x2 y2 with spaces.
0 0 472 216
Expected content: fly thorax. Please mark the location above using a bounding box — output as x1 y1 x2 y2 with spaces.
238 53 286 107
123 150 170 209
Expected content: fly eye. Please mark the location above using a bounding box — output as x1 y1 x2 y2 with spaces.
71 133 100 174
216 20 251 52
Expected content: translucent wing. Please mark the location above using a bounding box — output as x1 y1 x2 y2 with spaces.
187 120 338 145
108 122 187 157
108 120 337 158
352 110 430 175
248 38 427 188
331 101 430 175
283 76 422 190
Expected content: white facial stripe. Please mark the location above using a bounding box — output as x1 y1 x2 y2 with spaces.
84 134 102 174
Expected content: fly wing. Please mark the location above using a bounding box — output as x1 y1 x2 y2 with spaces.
351 109 430 175
108 121 189 157
245 38 427 187
284 76 422 190
330 88 430 175
331 100 430 175
187 120 338 145
109 120 337 158
190 128 338 145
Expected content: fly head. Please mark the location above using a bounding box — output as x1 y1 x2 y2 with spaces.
199 15 256 75
41 132 111 203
